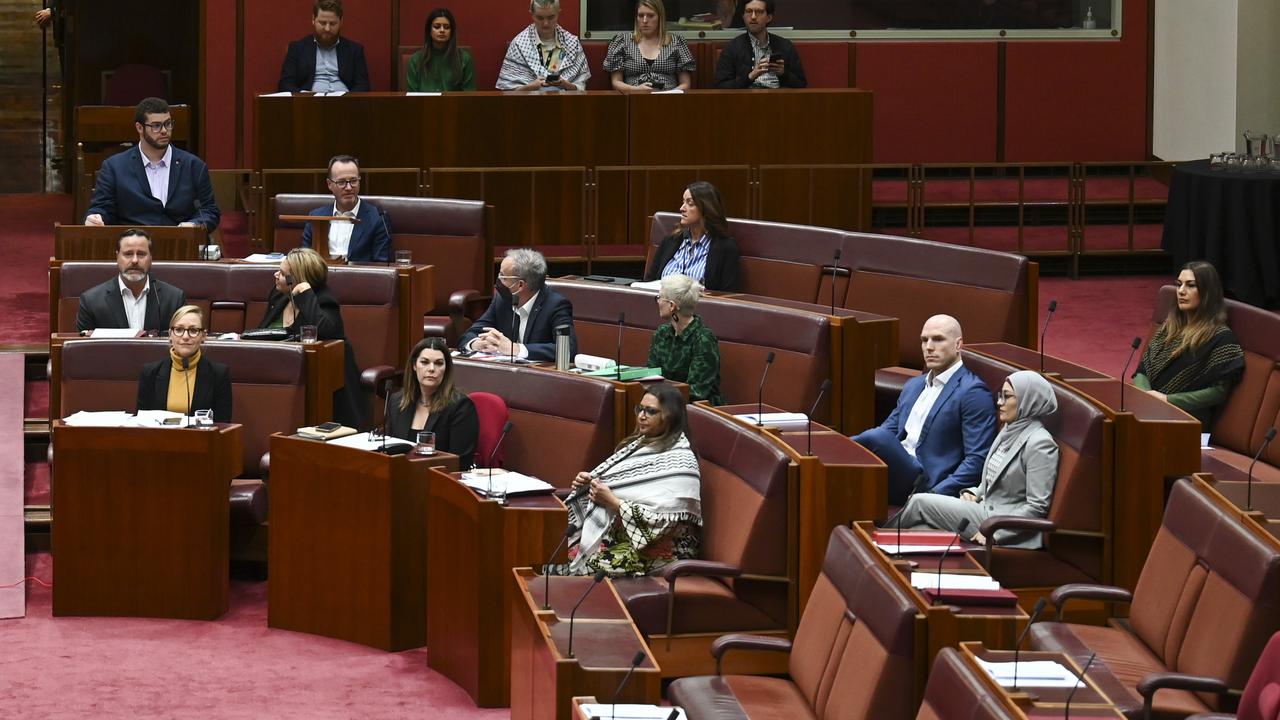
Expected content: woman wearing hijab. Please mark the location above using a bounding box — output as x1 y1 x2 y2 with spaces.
892 370 1059 549
546 383 702 577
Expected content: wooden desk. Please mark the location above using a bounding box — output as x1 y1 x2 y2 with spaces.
54 224 205 261
511 568 660 720
957 642 1127 718
266 434 458 651
426 468 568 707
967 342 1110 381
51 422 242 619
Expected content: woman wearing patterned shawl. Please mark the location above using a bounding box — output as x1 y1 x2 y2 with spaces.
1134 261 1245 429
547 383 702 576
496 0 591 91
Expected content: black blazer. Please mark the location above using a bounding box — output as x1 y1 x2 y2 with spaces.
644 232 742 292
136 356 233 423
84 146 221 231
713 32 807 89
76 277 187 334
278 35 371 92
386 391 479 469
458 286 578 362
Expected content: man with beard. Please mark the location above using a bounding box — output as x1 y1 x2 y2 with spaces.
459 248 577 362
277 0 370 93
76 228 188 335
84 97 221 232
713 0 807 89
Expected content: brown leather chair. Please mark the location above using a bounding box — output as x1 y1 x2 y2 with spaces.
613 403 797 676
666 525 919 720
916 647 1019 720
1029 478 1280 719
961 352 1111 593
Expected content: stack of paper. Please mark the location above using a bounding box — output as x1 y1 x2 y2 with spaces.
458 470 554 497
733 412 810 429
62 411 136 427
578 705 685 720
327 431 412 451
976 658 1082 688
242 253 285 263
910 572 1001 592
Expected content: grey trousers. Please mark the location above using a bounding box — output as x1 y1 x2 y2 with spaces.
896 492 988 540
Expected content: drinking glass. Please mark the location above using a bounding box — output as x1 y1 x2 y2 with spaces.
300 325 318 344
395 249 412 266
414 430 436 455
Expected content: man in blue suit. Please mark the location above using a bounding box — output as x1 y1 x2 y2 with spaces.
460 248 578 363
84 97 220 233
300 155 390 263
277 0 370 93
853 314 997 505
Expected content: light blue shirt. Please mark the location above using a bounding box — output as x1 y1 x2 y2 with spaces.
312 39 348 93
661 232 711 285
140 144 172 206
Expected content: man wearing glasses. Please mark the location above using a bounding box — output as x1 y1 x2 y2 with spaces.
300 154 390 263
459 248 577 362
84 97 221 232
76 228 188 336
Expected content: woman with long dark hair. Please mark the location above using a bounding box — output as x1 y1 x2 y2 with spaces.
642 180 741 291
547 383 702 576
386 336 478 468
406 8 476 92
1133 260 1244 428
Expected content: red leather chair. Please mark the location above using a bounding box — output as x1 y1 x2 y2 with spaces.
1187 631 1280 720
468 391 509 469
916 647 1019 720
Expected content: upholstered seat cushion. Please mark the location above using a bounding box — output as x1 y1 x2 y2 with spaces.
668 674 817 720
985 548 1096 589
229 479 266 526
1030 621 1210 719
612 576 783 636
875 366 922 422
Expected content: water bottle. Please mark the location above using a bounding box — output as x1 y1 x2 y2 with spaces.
555 324 571 371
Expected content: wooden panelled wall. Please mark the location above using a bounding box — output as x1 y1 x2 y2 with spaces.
200 0 1150 169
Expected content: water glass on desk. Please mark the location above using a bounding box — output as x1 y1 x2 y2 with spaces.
300 325 318 344
414 431 436 455
395 249 412 267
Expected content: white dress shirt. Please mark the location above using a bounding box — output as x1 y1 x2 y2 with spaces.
141 144 173 206
901 359 962 457
327 198 359 258
466 290 538 360
118 275 150 331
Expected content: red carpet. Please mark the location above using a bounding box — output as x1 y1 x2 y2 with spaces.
1 194 66 345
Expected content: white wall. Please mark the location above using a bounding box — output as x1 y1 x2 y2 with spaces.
1236 0 1280 146
1152 0 1238 160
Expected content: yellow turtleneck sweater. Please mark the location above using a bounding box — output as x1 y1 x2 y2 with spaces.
166 348 201 415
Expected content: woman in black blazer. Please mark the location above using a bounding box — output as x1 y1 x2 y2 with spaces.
258 247 366 428
643 181 741 292
387 336 479 469
137 305 232 422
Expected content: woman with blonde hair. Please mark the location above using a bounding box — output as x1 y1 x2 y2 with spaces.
136 305 233 422
604 0 695 92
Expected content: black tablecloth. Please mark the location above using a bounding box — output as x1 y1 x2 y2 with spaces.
1162 159 1280 308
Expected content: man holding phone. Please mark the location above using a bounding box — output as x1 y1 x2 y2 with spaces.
713 0 807 89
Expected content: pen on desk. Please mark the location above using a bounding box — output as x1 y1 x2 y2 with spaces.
666 708 679 720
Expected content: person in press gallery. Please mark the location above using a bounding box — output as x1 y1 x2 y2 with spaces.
496 0 591 91
604 0 695 93
277 0 371 93
406 7 476 92
713 0 807 89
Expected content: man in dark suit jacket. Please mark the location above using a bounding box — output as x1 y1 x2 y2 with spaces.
459 248 578 363
301 155 390 262
713 0 807 89
277 0 370 93
852 315 997 505
84 97 221 232
76 228 188 335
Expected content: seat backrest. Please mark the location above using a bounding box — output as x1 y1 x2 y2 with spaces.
468 391 509 469
1239 631 1280 720
324 267 399 372
1129 479 1280 700
59 339 307 477
915 648 1016 720
686 404 795 629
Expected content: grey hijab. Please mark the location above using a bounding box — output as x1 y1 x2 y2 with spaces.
977 371 1058 493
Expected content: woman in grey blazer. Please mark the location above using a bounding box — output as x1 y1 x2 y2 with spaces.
893 370 1059 550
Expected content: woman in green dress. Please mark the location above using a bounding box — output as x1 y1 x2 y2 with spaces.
406 8 475 92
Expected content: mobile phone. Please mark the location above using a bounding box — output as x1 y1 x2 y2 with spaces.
285 273 295 287
545 73 561 84
315 421 342 433
769 53 783 63
162 417 183 426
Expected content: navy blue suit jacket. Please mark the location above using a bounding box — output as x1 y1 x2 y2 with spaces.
300 201 390 263
459 287 578 363
878 361 997 496
278 35 371 92
85 146 220 232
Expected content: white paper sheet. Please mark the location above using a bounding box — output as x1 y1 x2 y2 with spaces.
242 253 286 263
578 705 686 720
628 280 662 291
733 412 810 429
910 572 1000 591
459 470 554 496
405 92 442 96
976 659 1082 688
62 411 136 427
327 431 413 451
875 543 963 555
89 328 141 338
260 91 292 97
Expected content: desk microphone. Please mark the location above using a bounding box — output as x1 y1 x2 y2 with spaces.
1039 299 1058 373
806 379 832 456
615 312 626 381
883 478 927 558
829 247 842 316
1063 652 1097 719
378 377 395 454
1011 597 1048 691
1247 427 1277 511
755 351 776 426
1118 336 1142 411
511 303 519 366
181 356 192 428
608 650 648 720
933 519 970 606
377 207 393 265
487 420 513 499
566 569 608 658
542 525 576 610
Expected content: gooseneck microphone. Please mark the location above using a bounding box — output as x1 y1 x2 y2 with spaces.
181 356 192 428
609 650 648 720
883 478 927 559
615 312 626 381
378 377 394 453
1247 427 1277 511
510 303 519 365
755 351 776 426
542 525 576 610
806 379 832 456
1119 336 1142 411
566 569 609 658
486 420 514 499
933 519 970 605
378 207 393 265
829 247 842 316
1039 299 1058 373
1011 597 1048 691
1063 652 1098 719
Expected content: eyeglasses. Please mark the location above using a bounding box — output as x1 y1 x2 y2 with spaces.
996 391 1016 403
328 178 360 188
169 327 205 338
497 273 522 284
635 404 661 417
142 120 174 132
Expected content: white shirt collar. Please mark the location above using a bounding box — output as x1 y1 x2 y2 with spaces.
332 197 361 217
141 144 172 169
118 274 150 299
516 290 540 316
926 358 962 388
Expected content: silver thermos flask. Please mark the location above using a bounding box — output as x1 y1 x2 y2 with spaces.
555 324 571 371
